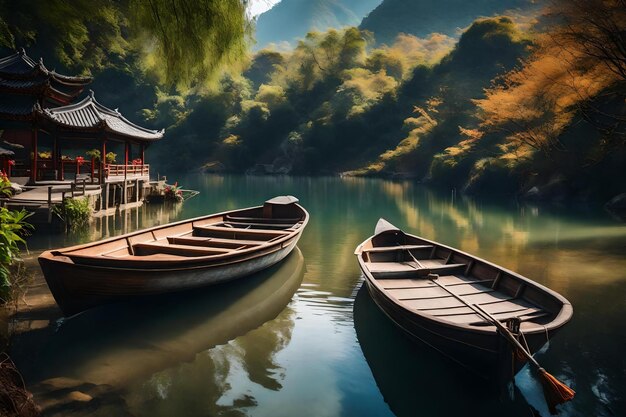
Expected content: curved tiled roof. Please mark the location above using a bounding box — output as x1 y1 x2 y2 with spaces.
0 76 48 90
0 50 40 77
0 146 15 156
0 49 92 84
38 92 164 141
0 94 38 120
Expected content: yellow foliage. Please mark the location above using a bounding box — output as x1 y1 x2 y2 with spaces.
338 68 398 116
255 84 286 108
376 99 441 162
239 100 271 122
222 134 241 146
474 6 622 159
366 33 455 80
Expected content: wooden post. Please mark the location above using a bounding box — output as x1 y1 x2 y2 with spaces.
71 182 75 198
124 141 129 180
104 183 109 210
57 139 63 180
82 179 86 195
53 136 58 180
31 127 38 183
100 139 107 185
141 143 145 177
47 185 53 223
135 178 139 203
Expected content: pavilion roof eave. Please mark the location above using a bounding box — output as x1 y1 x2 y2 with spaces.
0 50 92 86
48 70 92 86
45 84 84 104
35 94 164 143
40 125 163 144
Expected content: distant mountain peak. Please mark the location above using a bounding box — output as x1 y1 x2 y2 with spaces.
360 0 534 45
254 0 383 50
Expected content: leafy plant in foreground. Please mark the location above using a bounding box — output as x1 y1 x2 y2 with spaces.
54 197 92 232
0 207 33 302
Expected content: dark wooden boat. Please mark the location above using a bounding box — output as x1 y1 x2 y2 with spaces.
16 248 305 389
354 219 573 376
39 195 308 316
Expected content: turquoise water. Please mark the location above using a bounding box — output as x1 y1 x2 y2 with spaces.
11 175 626 416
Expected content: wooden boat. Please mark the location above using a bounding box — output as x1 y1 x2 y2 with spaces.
354 219 573 376
16 248 304 389
352 285 531 416
39 196 308 316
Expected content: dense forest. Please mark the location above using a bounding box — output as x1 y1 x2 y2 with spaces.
1 0 625 202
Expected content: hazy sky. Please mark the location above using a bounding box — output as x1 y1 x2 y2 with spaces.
249 0 281 17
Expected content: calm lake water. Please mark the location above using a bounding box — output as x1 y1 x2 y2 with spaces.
8 175 626 417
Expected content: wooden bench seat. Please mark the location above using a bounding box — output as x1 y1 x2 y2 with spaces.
168 236 262 249
222 220 299 230
193 225 289 241
224 215 302 224
368 262 466 279
133 242 232 257
364 245 434 253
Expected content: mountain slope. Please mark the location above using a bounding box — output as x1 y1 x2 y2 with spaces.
254 0 382 49
360 0 531 45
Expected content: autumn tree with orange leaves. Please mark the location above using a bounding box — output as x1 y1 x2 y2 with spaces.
475 0 626 166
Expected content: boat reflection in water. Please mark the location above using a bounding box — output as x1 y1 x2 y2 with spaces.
353 284 538 417
11 248 305 411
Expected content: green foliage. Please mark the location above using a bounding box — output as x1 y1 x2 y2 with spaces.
129 0 252 89
0 0 251 87
86 149 101 161
168 19 527 176
0 171 10 197
54 197 91 232
0 206 33 302
105 152 117 164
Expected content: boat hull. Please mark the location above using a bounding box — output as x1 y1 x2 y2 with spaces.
363 277 559 377
15 248 305 389
40 235 301 316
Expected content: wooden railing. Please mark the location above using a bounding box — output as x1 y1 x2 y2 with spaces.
106 164 150 178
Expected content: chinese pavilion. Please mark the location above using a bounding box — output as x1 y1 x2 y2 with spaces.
0 49 163 184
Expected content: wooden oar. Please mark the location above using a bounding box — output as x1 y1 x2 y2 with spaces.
472 303 575 414
425 271 574 414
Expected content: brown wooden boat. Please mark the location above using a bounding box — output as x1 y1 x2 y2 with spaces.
354 219 573 376
39 196 308 316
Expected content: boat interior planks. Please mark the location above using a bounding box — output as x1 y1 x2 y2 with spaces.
61 213 303 264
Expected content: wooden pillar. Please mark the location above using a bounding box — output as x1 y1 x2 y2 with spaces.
141 143 145 177
124 141 129 180
53 136 59 180
100 139 107 185
104 183 110 211
31 126 38 183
